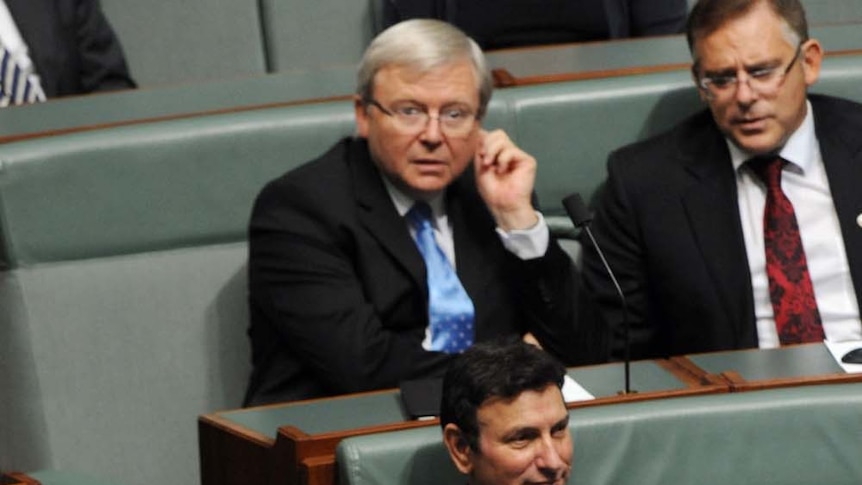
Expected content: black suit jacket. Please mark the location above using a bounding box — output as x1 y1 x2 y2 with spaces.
244 137 601 405
380 0 688 49
6 0 135 98
584 94 862 360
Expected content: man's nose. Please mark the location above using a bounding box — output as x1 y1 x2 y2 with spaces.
418 114 444 149
419 114 444 139
534 437 567 474
734 73 758 105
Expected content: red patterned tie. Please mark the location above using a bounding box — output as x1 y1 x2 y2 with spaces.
748 156 824 344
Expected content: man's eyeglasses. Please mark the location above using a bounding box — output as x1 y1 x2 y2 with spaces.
696 44 803 100
364 99 478 137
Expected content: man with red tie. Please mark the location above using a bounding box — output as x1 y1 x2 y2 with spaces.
583 0 862 360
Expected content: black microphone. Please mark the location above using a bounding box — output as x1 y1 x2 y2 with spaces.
562 193 633 395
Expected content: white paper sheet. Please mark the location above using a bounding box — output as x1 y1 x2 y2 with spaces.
824 340 862 373
562 375 595 402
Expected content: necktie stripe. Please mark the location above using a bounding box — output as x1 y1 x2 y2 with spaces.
0 43 45 106
10 63 21 102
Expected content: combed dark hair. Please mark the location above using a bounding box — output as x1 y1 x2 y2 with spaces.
686 0 809 61
439 338 566 452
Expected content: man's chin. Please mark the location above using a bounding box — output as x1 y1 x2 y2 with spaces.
402 175 456 198
399 180 450 200
730 131 784 156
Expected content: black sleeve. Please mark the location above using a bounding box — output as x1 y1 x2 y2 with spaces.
581 150 656 361
74 0 136 92
627 0 688 36
513 236 608 366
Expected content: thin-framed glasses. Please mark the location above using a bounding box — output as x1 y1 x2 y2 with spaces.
696 43 803 100
364 98 478 137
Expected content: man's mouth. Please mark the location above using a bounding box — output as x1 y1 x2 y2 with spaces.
413 158 446 165
733 115 769 131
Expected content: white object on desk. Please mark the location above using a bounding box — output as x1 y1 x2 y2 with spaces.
825 340 862 373
563 375 595 402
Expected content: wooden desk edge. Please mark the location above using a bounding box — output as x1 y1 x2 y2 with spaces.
276 418 438 463
0 473 40 485
720 370 862 392
666 356 728 387
199 412 275 447
300 455 337 485
492 63 690 87
198 413 276 485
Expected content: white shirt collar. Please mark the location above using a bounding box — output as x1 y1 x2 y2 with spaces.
378 172 446 222
0 0 34 71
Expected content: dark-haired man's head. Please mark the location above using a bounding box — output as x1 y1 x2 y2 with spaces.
685 0 822 155
440 339 571 485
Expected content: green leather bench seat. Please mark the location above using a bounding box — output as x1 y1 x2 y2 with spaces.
0 101 356 485
259 0 377 72
811 53 862 102
99 0 268 86
801 0 862 25
487 23 861 83
0 101 356 265
1 23 856 144
337 382 862 485
0 67 357 143
1 53 861 485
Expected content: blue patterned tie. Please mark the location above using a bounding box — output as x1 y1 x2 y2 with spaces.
406 202 475 353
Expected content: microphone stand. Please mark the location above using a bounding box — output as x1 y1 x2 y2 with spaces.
562 193 632 394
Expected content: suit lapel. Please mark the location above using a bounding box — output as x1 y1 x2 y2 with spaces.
678 118 755 339
447 174 501 333
813 97 862 307
350 141 427 291
448 178 490 288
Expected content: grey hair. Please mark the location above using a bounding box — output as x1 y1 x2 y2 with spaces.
356 19 493 119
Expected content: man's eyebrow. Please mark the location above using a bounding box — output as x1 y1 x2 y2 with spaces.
389 99 425 107
501 426 539 442
701 66 738 78
552 415 570 430
701 58 781 77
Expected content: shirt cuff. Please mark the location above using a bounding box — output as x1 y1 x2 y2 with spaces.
495 211 549 260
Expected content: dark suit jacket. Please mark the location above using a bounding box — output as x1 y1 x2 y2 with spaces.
584 94 862 360
244 137 602 405
6 0 135 98
380 0 688 49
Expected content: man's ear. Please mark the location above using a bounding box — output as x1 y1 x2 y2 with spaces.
800 38 823 87
690 65 709 103
354 95 370 138
443 423 474 474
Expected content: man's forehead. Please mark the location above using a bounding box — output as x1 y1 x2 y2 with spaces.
476 387 567 428
370 62 480 108
374 58 476 85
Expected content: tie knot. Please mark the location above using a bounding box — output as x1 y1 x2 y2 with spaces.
406 202 433 230
747 156 786 189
